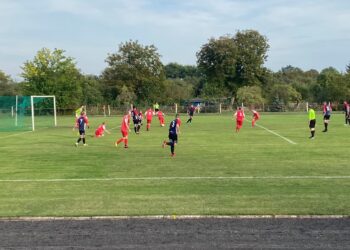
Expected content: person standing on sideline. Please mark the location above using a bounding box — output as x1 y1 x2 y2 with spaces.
186 105 196 124
322 102 332 132
308 105 316 139
343 101 350 125
145 108 153 131
234 107 245 133
162 114 180 157
251 109 260 127
115 111 130 148
75 111 89 146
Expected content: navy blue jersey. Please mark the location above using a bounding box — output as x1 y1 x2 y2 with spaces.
131 109 138 120
169 119 178 134
77 116 88 131
188 106 196 115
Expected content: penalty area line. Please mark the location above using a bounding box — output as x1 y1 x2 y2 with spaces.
253 122 297 145
0 131 33 139
0 176 350 182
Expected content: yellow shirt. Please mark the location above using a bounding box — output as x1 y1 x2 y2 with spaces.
308 108 316 120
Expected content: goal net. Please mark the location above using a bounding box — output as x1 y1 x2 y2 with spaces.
0 95 57 131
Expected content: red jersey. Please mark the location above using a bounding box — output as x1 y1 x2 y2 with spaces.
323 103 332 115
96 124 105 134
176 117 182 127
235 110 245 122
157 111 164 119
252 110 260 119
145 109 153 120
121 115 130 132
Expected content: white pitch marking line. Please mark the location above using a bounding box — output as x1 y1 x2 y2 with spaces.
0 131 33 139
1 215 349 221
0 176 349 182
253 122 297 145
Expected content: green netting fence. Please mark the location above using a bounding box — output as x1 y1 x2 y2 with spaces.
0 96 56 132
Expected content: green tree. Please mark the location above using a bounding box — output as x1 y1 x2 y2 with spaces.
196 30 269 98
116 85 136 106
196 35 237 97
163 78 194 104
234 30 269 86
271 66 318 101
236 86 265 107
81 75 104 105
101 40 165 105
21 48 83 108
0 70 18 95
312 67 347 103
268 84 302 105
164 63 200 79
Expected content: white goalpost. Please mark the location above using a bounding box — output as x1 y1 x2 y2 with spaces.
30 95 57 131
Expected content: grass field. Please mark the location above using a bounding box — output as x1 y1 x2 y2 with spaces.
0 112 349 217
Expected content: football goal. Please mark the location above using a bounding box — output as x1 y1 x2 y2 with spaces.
0 95 57 131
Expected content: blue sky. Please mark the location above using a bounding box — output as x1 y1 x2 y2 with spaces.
1 0 350 79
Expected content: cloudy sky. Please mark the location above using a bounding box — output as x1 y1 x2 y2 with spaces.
1 0 350 79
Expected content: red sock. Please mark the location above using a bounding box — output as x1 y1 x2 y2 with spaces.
116 138 124 144
124 139 128 146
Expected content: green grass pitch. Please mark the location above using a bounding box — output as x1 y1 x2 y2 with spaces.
0 112 349 217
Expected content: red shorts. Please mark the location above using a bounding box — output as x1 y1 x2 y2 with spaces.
121 130 128 137
95 131 102 137
147 119 152 124
236 120 243 128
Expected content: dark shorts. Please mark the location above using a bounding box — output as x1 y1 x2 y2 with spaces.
189 112 194 116
168 133 178 144
324 115 330 120
133 119 140 125
309 119 316 129
79 130 85 135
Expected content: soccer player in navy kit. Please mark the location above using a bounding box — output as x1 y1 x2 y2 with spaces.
75 111 89 146
162 114 180 157
131 106 141 134
322 102 332 132
186 105 196 124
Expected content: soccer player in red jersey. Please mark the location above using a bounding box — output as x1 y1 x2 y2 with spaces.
75 111 89 146
157 110 165 127
115 111 130 148
95 122 111 137
145 108 154 131
234 107 245 133
176 115 182 127
251 109 260 127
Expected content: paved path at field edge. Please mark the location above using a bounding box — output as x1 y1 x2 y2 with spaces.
0 217 349 249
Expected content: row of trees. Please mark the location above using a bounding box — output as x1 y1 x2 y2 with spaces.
1 30 350 109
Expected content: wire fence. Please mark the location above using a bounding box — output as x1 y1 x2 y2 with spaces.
19 102 343 117
55 102 314 117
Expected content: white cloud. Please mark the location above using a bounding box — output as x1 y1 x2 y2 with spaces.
1 0 350 77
